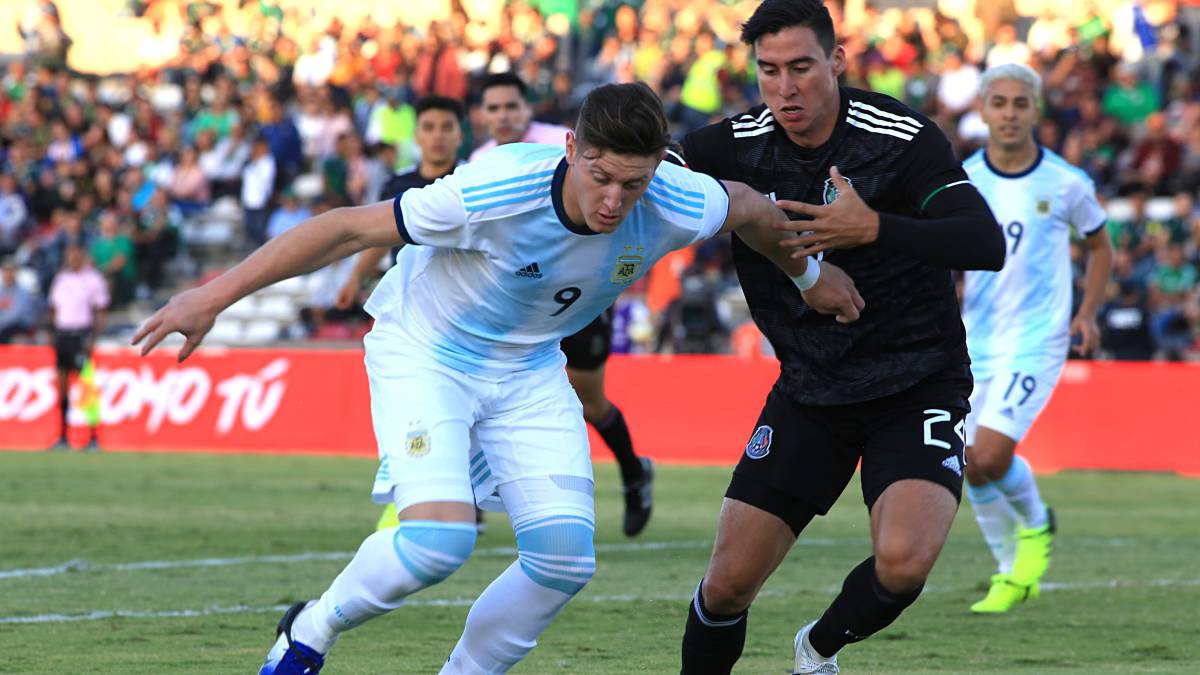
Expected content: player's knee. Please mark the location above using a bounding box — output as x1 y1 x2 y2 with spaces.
966 447 1011 482
578 396 609 424
873 545 935 593
515 516 596 595
391 521 477 590
701 570 759 615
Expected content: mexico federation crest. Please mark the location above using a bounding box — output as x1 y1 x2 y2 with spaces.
745 425 774 460
610 254 644 285
406 427 430 458
822 176 852 205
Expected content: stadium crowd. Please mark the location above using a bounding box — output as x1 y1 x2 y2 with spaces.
1 0 1198 359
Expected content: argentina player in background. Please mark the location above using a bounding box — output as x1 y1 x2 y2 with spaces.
961 63 1113 614
132 82 864 675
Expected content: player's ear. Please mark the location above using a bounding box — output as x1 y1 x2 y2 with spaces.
830 45 847 78
565 130 576 164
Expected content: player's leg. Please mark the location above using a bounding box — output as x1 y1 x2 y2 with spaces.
965 362 1063 604
260 332 481 674
441 364 597 673
963 376 1023 611
567 363 653 537
681 385 857 675
797 370 968 670
51 330 76 449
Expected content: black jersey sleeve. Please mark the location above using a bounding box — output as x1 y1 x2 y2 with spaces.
874 125 1005 270
679 122 738 181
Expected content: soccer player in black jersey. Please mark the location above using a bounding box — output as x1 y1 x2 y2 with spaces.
678 2 1005 673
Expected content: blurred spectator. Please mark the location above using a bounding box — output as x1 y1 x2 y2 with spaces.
167 146 210 215
241 136 277 246
133 188 179 293
1149 243 1197 359
266 188 309 240
89 211 136 307
471 73 568 161
260 97 304 186
200 124 251 200
1100 279 1156 360
1102 62 1161 126
1123 113 1183 195
0 260 39 342
656 272 727 354
0 174 29 257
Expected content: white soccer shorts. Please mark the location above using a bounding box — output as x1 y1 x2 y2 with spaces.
364 322 593 514
965 356 1065 446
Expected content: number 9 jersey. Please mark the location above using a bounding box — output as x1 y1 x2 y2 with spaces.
365 143 729 375
961 146 1107 378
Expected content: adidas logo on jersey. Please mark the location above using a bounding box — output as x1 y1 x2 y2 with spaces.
942 456 962 476
515 262 543 279
1000 407 1015 420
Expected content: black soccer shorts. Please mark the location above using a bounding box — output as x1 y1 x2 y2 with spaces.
726 365 972 535
53 329 92 372
561 307 613 371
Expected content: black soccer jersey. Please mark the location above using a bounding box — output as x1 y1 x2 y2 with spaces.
681 87 983 406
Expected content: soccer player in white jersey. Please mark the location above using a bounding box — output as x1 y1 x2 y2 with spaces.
961 63 1113 613
132 82 864 675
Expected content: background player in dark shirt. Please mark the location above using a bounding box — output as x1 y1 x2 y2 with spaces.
678 2 1005 673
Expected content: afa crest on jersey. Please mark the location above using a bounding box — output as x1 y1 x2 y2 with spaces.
822 176 853 205
745 425 774 459
610 248 644 285
406 425 430 458
1037 199 1051 215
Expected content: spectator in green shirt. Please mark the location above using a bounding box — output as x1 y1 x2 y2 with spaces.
1101 63 1160 126
1149 243 1197 359
90 211 136 308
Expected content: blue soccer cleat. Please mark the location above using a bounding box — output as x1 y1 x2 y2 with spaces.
259 601 325 675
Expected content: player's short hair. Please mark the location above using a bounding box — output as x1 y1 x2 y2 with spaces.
415 95 465 123
574 82 670 158
979 63 1043 104
480 72 528 100
741 0 835 55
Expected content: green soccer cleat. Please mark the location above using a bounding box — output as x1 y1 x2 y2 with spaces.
970 573 1039 614
1012 507 1056 587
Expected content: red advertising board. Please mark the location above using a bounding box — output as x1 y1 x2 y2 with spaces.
1 345 1197 476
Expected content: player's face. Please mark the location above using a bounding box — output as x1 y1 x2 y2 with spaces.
481 85 532 145
414 108 463 165
981 78 1039 152
565 134 661 234
754 26 845 146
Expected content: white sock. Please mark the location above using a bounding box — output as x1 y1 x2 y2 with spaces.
994 455 1048 530
293 522 476 654
440 560 575 674
965 481 1018 574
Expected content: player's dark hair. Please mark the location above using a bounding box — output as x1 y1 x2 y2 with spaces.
415 95 465 123
575 82 669 157
480 72 528 99
740 0 836 55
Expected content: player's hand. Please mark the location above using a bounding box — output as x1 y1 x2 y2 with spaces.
1070 312 1100 355
801 261 865 324
334 278 359 310
775 166 880 257
131 287 219 361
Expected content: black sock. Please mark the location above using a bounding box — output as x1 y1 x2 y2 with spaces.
681 580 747 675
58 394 69 441
593 404 642 484
808 556 923 658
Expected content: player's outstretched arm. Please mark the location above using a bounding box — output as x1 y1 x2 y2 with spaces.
720 180 865 323
133 200 403 360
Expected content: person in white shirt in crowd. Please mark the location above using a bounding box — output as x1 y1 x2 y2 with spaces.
241 136 277 247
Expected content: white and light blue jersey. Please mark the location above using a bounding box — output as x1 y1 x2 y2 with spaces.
962 146 1106 376
365 143 729 374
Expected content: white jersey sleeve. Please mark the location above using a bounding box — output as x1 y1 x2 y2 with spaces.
1067 175 1107 237
644 160 730 246
393 168 472 249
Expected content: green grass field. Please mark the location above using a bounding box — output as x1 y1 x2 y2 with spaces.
1 452 1198 674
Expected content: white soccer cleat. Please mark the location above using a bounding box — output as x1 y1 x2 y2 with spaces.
793 621 839 674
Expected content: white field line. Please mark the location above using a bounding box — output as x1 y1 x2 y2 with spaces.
0 536 1145 582
3 577 1199 625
